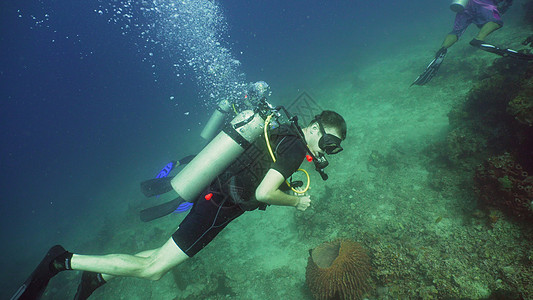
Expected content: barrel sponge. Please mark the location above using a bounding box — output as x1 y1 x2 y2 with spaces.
305 239 371 300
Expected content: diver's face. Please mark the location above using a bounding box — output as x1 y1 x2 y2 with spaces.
307 123 342 157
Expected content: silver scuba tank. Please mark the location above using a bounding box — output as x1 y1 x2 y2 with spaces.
450 0 469 12
171 109 265 202
200 99 233 141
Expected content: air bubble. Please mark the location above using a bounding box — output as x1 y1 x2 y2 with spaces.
97 0 246 104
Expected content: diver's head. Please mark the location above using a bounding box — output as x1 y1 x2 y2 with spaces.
242 81 272 110
245 81 271 103
303 110 346 157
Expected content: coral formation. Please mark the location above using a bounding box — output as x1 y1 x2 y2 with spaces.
507 76 533 127
474 152 533 221
444 74 518 167
442 57 533 222
445 127 486 165
305 239 371 300
296 173 533 298
444 59 533 222
443 58 533 168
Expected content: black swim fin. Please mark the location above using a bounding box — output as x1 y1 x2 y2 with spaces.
411 48 448 86
178 154 195 165
169 155 195 171
73 271 106 300
140 198 185 222
141 155 196 197
11 245 68 300
471 39 533 61
140 177 174 197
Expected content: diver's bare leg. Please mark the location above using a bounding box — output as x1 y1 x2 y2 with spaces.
71 237 188 281
441 34 458 49
99 248 158 281
475 21 501 41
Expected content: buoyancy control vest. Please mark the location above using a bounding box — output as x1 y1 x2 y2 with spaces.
216 124 305 211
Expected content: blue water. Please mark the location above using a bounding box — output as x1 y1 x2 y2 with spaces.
1 0 529 299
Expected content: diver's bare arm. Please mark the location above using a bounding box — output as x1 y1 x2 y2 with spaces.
255 169 300 207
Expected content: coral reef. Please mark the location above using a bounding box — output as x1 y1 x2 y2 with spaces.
444 64 527 168
441 56 533 222
474 152 533 221
296 171 533 299
445 127 487 165
507 76 533 127
305 239 371 300
443 58 533 168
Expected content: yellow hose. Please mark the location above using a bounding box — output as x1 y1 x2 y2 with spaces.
264 114 310 193
291 168 310 194
264 114 276 163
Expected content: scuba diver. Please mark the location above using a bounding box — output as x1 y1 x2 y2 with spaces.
412 0 533 86
11 82 347 300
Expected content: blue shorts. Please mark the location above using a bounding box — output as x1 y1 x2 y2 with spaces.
451 0 503 38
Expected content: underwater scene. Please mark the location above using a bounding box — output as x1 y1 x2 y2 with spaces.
1 0 532 299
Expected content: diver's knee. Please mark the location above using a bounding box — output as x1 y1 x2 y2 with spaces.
139 238 186 280
145 272 164 281
139 267 166 281
139 257 172 281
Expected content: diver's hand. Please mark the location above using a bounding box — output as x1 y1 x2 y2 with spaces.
295 195 311 211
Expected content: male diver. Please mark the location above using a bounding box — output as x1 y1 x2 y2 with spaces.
12 109 347 300
412 0 532 86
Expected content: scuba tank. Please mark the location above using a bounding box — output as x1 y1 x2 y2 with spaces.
171 81 272 202
200 81 271 142
450 0 469 12
171 109 265 202
200 99 233 141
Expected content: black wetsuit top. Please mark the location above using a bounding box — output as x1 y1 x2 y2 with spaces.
218 124 308 210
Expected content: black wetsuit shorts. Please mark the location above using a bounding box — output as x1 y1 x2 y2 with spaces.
171 191 244 257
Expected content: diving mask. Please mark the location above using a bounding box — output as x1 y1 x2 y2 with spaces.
317 119 343 155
